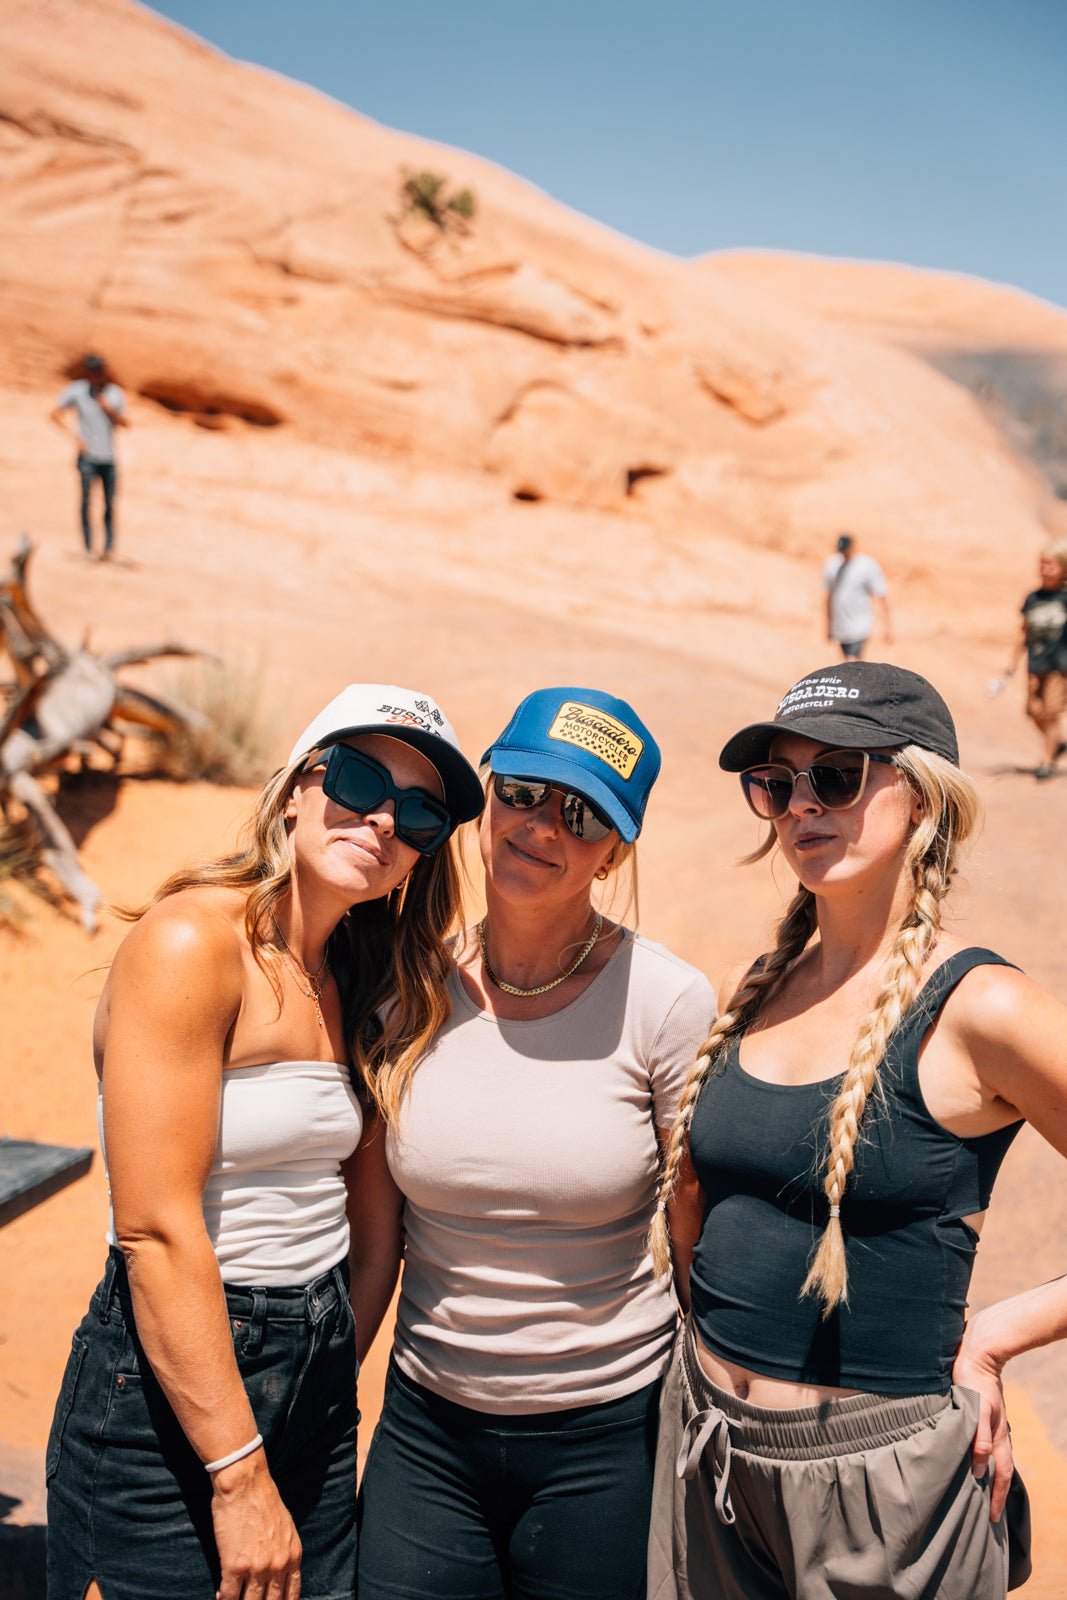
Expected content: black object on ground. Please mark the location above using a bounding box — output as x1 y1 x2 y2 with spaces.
0 1137 93 1227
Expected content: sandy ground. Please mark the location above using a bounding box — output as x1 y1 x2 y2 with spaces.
1 409 1065 1594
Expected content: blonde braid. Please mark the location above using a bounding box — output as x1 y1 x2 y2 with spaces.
649 885 817 1276
800 743 976 1315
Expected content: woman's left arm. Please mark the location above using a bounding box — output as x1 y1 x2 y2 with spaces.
344 1111 405 1365
951 966 1067 1518
656 1131 705 1314
650 970 718 1311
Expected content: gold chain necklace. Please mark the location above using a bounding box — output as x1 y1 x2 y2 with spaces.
478 913 603 997
272 923 330 1029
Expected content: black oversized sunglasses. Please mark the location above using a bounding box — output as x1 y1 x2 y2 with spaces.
492 774 614 842
308 746 452 855
740 749 897 820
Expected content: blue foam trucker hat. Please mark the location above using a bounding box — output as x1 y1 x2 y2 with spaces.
482 687 661 843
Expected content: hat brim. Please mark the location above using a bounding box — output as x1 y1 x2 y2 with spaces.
315 723 484 824
719 715 914 772
486 747 640 842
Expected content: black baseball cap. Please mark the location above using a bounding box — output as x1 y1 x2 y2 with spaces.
719 662 960 770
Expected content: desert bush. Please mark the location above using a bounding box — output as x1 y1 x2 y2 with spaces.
162 660 277 787
399 169 478 231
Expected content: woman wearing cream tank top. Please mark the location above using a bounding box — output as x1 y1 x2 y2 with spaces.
356 687 716 1600
46 685 483 1600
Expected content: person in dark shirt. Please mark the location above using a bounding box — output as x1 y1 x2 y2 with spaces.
647 662 1067 1600
996 543 1067 780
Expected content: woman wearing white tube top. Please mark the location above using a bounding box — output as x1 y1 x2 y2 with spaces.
46 684 483 1600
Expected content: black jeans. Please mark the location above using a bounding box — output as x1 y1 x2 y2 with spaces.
358 1358 661 1600
46 1249 359 1600
77 453 117 552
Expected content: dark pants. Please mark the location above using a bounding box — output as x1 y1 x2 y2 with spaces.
77 453 117 552
358 1358 661 1600
46 1249 359 1600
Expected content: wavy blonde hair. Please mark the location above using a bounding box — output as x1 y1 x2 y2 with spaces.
133 752 463 1115
650 745 982 1316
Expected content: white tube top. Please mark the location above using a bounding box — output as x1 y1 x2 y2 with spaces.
98 1059 363 1286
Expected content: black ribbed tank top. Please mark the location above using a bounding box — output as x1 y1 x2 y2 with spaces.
688 948 1023 1396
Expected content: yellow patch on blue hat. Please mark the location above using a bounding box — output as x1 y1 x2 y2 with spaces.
547 702 643 779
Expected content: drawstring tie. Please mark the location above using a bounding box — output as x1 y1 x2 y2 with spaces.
676 1404 737 1525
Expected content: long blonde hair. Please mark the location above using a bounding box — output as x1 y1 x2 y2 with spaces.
133 753 464 1111
650 745 982 1316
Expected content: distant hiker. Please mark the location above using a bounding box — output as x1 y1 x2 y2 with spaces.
995 542 1067 780
823 532 892 659
50 354 129 561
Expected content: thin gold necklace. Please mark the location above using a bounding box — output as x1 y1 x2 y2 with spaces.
272 922 330 1028
478 913 603 997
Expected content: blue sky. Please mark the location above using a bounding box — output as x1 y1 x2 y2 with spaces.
150 0 1066 307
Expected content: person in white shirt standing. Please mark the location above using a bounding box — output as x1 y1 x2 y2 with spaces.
823 532 892 659
50 353 129 561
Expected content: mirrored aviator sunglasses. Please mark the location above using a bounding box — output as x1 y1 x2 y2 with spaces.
312 745 453 855
492 774 614 842
739 749 897 820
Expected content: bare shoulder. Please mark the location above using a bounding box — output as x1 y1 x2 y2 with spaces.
941 959 1067 1130
941 959 1050 1045
108 888 247 1006
717 956 760 1015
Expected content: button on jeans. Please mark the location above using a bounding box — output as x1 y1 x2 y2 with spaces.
47 1248 359 1600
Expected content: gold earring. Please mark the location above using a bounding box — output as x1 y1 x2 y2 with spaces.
595 865 610 881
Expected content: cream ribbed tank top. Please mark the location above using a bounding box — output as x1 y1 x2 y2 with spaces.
98 1059 362 1286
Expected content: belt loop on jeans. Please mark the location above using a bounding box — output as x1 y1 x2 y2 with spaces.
97 1250 121 1323
245 1289 267 1356
331 1264 347 1319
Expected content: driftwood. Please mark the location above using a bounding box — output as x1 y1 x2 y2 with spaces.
0 538 206 931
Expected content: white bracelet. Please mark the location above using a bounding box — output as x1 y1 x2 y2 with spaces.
203 1433 264 1474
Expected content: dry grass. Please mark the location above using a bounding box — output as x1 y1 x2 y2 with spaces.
0 812 64 930
161 660 277 787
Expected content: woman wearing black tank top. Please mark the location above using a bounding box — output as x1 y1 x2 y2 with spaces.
647 662 1066 1600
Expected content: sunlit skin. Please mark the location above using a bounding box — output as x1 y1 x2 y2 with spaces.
455 780 624 1021
766 734 921 914
480 781 616 909
284 732 443 954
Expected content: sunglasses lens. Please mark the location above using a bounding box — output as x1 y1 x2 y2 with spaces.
809 755 867 810
560 792 612 841
394 795 451 852
495 777 550 810
322 748 387 813
741 767 794 819
494 775 614 841
322 748 451 854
